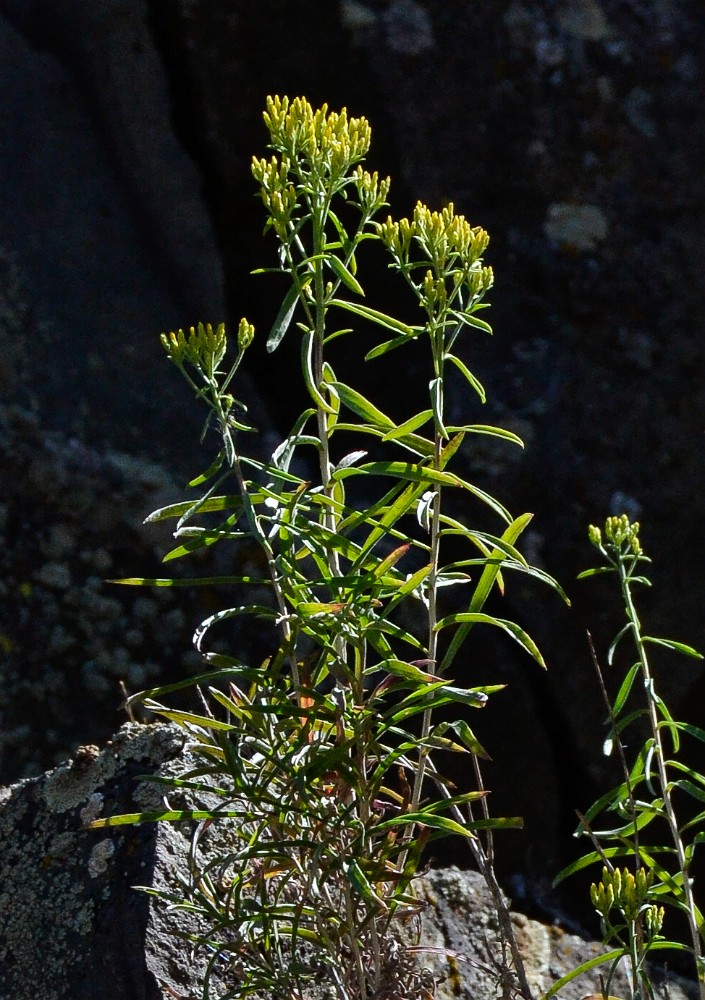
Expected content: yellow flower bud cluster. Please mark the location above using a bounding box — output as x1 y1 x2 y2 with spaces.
352 166 391 216
261 95 371 184
413 202 489 271
589 515 642 557
590 867 661 933
421 269 447 311
379 201 491 303
160 322 227 374
237 317 255 352
251 155 297 239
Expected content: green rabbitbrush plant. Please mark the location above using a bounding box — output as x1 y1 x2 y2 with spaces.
549 516 705 1000
87 95 705 1000
91 95 567 999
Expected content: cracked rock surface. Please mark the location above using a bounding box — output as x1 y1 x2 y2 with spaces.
0 723 698 1000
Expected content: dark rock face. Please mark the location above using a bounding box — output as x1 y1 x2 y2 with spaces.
3 0 705 928
0 724 187 1000
0 723 697 1000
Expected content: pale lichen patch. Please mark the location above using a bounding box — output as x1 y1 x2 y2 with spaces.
88 838 115 877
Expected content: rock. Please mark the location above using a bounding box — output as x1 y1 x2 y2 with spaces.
543 203 609 251
0 723 698 1000
0 0 263 463
556 1 612 41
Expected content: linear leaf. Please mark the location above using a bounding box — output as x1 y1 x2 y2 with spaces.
440 514 535 673
381 410 433 441
542 949 626 999
434 719 490 759
444 352 486 402
327 255 365 296
301 329 335 412
608 622 633 666
333 381 395 430
267 281 299 353
89 807 241 829
109 575 268 588
450 310 493 335
447 423 524 447
333 461 461 489
145 495 242 523
436 612 546 668
365 334 414 361
330 298 416 334
187 450 226 488
643 636 703 659
612 661 640 717
374 811 476 839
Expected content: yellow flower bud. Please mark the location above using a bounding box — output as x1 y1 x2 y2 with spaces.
237 318 255 352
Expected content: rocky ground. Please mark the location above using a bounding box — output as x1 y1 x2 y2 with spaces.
1 721 699 999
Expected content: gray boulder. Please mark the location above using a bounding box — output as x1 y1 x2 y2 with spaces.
0 723 697 999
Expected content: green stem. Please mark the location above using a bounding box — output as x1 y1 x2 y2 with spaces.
620 559 705 999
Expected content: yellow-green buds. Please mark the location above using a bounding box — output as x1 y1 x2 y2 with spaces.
591 867 655 924
161 322 227 374
261 95 371 181
644 903 664 939
589 515 643 558
352 167 391 215
237 318 255 352
379 201 490 286
590 874 615 918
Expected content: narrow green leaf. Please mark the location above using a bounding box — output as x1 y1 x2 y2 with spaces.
440 513 535 673
301 329 335 413
608 622 633 665
429 376 447 437
334 450 368 471
145 495 242 523
333 381 395 430
333 460 461 489
444 352 486 402
330 298 416 334
643 637 703 659
673 722 705 744
437 612 546 669
450 310 493 335
612 661 640 717
89 807 240 829
554 848 624 884
187 450 226 488
327 209 353 255
434 719 490 759
148 707 236 731
327 255 365 296
162 527 244 563
267 282 299 353
377 658 436 683
542 949 626 999
374 811 476 839
365 334 414 361
669 776 705 804
109 575 268 588
334 420 434 458
576 566 616 579
447 423 524 447
381 410 433 441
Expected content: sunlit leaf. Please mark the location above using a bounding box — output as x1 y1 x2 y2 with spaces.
267 281 299 353
330 298 416 334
